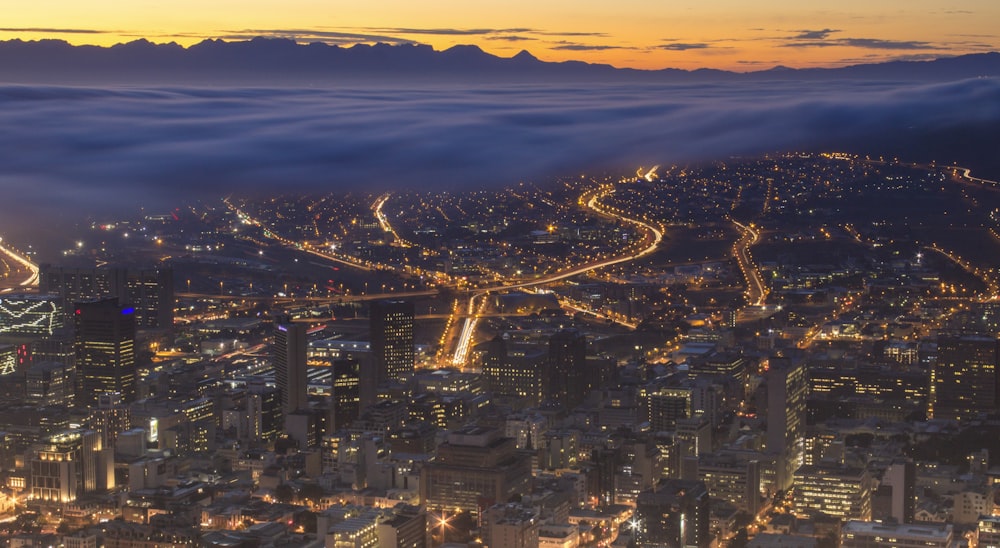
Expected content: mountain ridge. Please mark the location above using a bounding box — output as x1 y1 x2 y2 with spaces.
0 37 998 85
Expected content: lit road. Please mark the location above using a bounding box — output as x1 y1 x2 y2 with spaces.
449 181 664 366
0 236 40 291
224 198 374 272
372 193 413 248
731 220 767 307
924 244 1000 301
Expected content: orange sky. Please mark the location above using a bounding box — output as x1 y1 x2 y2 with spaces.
3 1 998 71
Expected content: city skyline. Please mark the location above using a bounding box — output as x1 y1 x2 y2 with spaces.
3 0 998 71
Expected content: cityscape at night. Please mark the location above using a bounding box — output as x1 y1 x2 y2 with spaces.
1 3 1000 548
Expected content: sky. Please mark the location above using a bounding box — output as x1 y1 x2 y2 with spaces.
3 1 998 71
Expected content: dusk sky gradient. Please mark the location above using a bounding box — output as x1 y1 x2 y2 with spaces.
4 1 998 70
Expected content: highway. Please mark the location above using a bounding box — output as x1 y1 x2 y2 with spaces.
372 193 414 248
449 181 665 366
224 198 374 272
730 220 767 307
0 236 40 292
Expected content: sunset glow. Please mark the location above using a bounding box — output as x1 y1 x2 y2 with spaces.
3 1 997 71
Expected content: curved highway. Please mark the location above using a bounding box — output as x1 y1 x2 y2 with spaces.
449 182 665 365
0 237 39 292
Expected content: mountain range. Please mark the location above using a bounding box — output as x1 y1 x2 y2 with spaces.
1 38 998 85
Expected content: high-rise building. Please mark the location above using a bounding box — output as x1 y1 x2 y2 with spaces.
29 429 114 503
879 459 916 524
125 268 174 330
25 361 73 407
766 356 807 491
930 334 999 421
647 386 692 432
274 321 308 415
698 451 762 516
40 265 174 330
633 479 711 548
419 426 532 517
484 503 540 548
547 329 587 409
794 463 872 520
482 336 545 409
74 298 136 408
369 300 414 384
329 358 361 431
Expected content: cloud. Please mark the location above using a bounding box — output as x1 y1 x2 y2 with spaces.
1 78 999 248
360 27 533 36
221 29 417 45
551 42 632 51
658 43 712 51
793 29 840 40
784 37 939 50
0 27 111 34
486 35 537 42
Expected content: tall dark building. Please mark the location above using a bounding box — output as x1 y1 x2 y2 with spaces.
930 334 999 421
274 321 308 415
329 358 361 431
766 356 807 491
74 298 136 408
370 300 414 384
547 329 587 409
634 479 711 548
40 265 174 330
125 268 174 330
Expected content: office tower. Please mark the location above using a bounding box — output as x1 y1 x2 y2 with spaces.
482 335 545 409
25 361 73 407
88 393 132 448
647 386 692 432
766 356 807 491
698 451 762 516
794 463 873 520
74 298 136 408
484 503 540 548
274 321 308 415
375 505 427 548
370 300 414 384
29 429 114 503
979 516 1000 548
880 459 916 524
930 334 999 421
329 358 361 431
0 294 63 337
633 479 710 548
547 329 587 409
40 265 117 310
419 426 532 517
247 379 282 442
125 267 174 329
40 265 174 329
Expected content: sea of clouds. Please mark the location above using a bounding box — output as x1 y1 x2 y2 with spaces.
1 77 998 243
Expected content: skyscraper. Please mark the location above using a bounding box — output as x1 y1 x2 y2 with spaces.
633 479 711 548
74 298 136 408
766 356 807 491
370 300 414 384
274 321 308 415
329 358 361 431
930 334 999 421
547 329 586 409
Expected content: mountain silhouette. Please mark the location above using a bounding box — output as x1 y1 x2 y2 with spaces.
0 37 997 85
